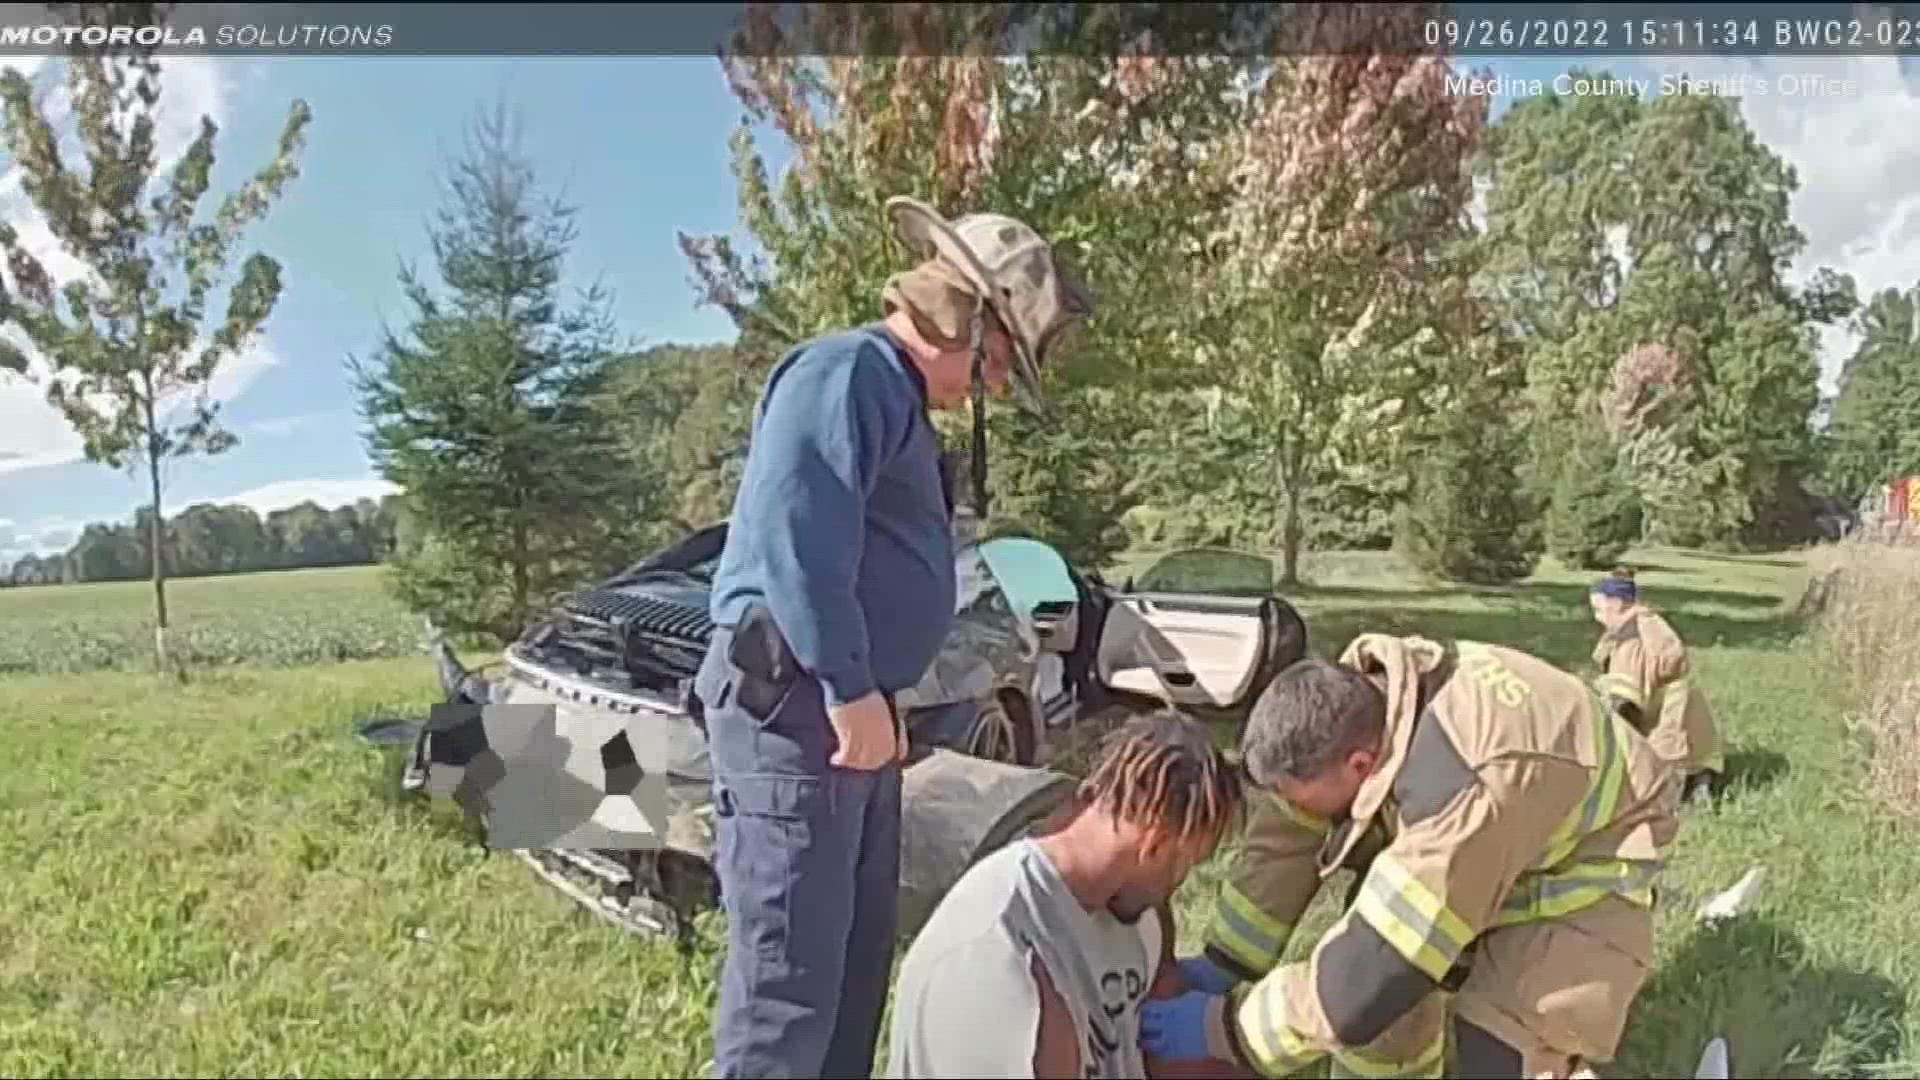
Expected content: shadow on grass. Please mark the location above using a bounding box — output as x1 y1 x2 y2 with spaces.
357 734 490 848
1721 748 1791 798
1682 551 1810 570
1302 605 1802 673
1290 577 1784 614
1291 578 1799 673
1289 584 1468 603
1595 560 1685 575
1510 580 1785 614
1617 915 1910 1079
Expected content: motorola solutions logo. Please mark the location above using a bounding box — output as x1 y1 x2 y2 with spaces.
0 20 395 51
420 702 668 851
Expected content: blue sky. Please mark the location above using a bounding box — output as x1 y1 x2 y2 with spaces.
3 51 1916 563
0 57 787 561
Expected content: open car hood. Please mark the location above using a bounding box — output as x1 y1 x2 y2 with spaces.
515 520 1060 716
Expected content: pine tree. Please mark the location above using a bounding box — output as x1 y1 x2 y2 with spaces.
1544 405 1642 570
349 102 636 642
1397 352 1544 585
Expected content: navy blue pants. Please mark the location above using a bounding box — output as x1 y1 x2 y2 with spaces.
696 628 903 1079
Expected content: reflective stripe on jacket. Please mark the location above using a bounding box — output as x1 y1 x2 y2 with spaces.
1595 608 1723 774
1223 635 1680 1078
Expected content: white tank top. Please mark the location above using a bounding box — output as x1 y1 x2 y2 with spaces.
885 838 1162 1079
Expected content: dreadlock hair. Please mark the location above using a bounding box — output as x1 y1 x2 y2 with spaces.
1070 708 1245 849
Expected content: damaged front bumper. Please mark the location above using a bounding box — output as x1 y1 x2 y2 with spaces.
486 647 718 857
408 628 1078 940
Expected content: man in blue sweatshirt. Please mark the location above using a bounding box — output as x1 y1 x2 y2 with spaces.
695 196 1094 1078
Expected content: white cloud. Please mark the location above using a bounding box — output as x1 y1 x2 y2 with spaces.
0 512 82 566
0 376 86 472
215 476 400 516
0 342 278 475
0 56 279 476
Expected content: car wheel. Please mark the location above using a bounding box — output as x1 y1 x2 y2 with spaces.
965 691 1038 767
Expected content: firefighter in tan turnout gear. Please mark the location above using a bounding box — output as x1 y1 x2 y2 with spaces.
1141 634 1682 1079
1591 567 1725 804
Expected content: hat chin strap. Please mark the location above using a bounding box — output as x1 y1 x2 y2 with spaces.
968 302 990 523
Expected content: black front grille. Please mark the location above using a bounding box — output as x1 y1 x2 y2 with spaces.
533 588 713 688
564 590 715 646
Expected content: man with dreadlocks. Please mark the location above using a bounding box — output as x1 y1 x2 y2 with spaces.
883 710 1245 1079
1143 637 1682 1079
696 196 1093 1078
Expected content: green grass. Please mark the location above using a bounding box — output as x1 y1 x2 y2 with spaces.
0 661 723 1076
0 566 420 675
1 547 1914 1077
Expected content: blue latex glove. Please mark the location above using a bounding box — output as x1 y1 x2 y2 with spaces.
1177 953 1239 995
1139 988 1220 1061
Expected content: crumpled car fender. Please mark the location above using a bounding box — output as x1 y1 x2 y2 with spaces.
895 545 1036 712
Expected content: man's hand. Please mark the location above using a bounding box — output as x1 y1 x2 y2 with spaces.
1139 989 1227 1062
828 691 903 770
1176 954 1240 996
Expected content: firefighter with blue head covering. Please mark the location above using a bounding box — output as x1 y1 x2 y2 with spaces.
1590 565 1724 805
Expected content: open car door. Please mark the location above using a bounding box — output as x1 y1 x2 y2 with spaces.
1097 548 1308 713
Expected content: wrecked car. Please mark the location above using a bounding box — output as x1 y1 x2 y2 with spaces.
395 522 1308 938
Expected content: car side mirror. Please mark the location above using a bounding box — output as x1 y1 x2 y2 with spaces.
1122 576 1135 594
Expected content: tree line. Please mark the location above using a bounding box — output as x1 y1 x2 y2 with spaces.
3 495 403 587
352 5 1903 642
2 5 1912 665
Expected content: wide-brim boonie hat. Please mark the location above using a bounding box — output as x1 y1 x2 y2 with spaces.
884 195 1095 416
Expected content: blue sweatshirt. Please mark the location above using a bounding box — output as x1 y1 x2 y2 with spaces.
709 324 957 708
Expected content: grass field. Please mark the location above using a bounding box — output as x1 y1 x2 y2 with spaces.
0 566 421 675
1 546 1915 1077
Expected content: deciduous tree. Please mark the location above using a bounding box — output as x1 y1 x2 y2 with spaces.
1473 76 1642 498
678 3 1255 550
1480 77 1857 546
0 7 311 671
1822 282 1920 506
588 342 754 535
1188 4 1492 584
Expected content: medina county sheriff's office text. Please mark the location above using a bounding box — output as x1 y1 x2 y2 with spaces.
0 23 395 50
